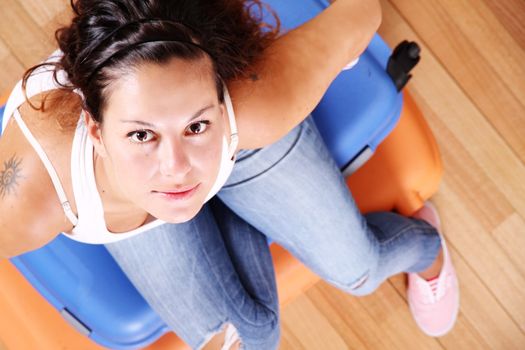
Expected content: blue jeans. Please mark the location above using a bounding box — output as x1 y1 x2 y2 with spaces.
105 117 441 349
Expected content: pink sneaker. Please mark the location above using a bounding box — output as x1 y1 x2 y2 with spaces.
407 202 460 337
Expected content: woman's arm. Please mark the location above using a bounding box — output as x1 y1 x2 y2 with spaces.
230 0 382 149
0 116 67 260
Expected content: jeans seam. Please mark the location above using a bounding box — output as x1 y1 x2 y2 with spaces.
370 221 437 247
221 122 306 189
194 219 278 327
246 234 279 314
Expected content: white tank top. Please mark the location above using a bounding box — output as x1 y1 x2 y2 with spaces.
2 51 238 244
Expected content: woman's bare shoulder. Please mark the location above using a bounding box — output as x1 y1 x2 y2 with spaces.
17 89 82 139
0 90 79 258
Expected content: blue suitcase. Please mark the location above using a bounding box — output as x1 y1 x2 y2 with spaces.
4 0 415 348
261 0 403 174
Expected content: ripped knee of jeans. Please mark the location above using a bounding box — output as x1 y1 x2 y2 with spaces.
198 323 241 350
221 324 241 350
350 273 370 290
344 271 377 296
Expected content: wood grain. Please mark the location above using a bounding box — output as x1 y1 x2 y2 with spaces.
483 0 525 51
492 213 525 278
388 0 525 164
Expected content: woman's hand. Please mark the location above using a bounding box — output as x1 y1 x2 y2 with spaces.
230 0 382 149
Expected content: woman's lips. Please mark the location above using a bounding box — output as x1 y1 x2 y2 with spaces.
153 183 200 200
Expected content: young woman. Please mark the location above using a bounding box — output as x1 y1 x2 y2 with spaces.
0 0 458 349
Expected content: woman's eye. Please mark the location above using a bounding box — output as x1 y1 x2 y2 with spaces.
128 130 155 143
187 121 210 135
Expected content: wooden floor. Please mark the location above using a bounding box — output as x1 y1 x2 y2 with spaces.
1 0 524 349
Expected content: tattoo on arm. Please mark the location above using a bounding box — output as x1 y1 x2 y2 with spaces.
0 155 23 198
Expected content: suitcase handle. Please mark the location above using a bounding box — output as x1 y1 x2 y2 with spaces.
387 40 421 91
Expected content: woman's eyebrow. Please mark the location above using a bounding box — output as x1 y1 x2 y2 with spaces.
189 104 215 121
119 104 216 127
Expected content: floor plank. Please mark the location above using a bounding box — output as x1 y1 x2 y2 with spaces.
492 213 525 279
379 0 525 343
18 0 68 28
380 0 525 221
309 282 443 350
0 38 25 92
0 0 55 67
482 0 525 51
281 296 350 349
389 0 525 164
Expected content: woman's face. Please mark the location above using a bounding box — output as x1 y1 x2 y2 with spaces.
92 57 227 223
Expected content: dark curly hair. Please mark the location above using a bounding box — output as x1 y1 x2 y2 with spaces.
23 0 279 123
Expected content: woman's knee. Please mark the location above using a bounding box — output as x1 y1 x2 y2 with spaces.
323 268 382 296
200 323 240 350
198 318 280 350
312 245 381 297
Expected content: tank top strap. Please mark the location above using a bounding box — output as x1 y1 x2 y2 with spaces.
2 50 79 226
2 50 68 132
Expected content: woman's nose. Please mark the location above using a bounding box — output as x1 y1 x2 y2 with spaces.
158 140 192 178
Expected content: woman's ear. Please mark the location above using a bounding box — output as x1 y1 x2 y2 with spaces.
83 111 108 158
